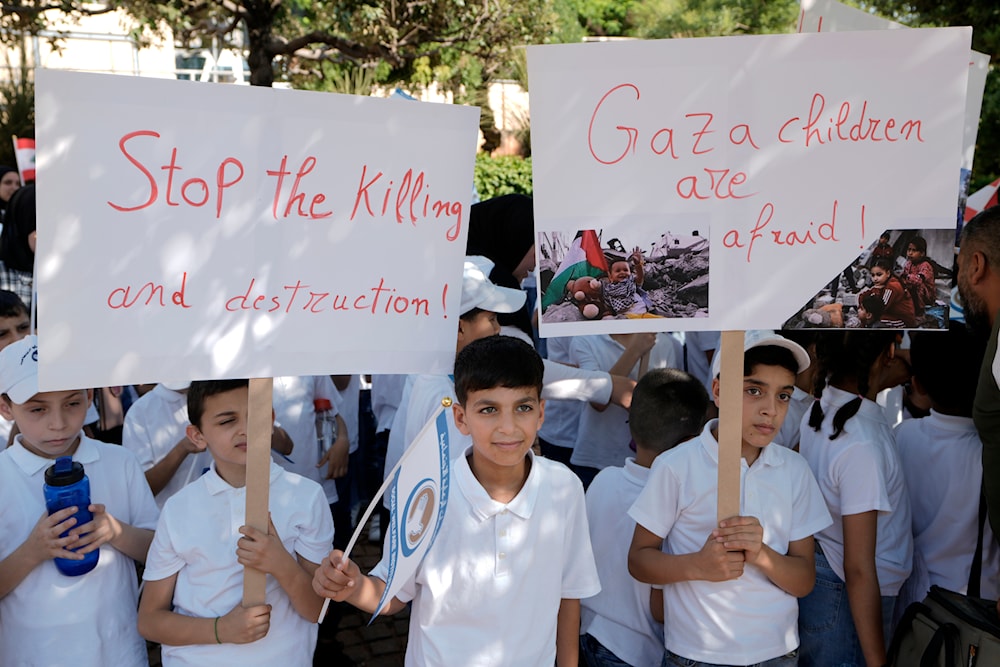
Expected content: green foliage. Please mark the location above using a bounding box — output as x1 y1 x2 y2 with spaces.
0 61 34 169
630 0 798 39
473 153 533 200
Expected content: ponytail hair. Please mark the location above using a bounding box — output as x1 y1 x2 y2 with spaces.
809 330 896 439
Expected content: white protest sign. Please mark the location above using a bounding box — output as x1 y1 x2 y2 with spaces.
799 0 990 233
529 28 970 336
35 70 480 390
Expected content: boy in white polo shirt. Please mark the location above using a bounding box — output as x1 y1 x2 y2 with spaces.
0 335 159 667
628 331 832 667
314 335 601 666
581 367 710 667
138 379 334 667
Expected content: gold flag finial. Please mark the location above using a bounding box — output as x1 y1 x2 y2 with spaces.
441 397 453 408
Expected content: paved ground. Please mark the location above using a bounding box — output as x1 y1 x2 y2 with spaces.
149 516 409 667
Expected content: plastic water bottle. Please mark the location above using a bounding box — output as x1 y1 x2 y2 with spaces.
43 456 99 576
314 398 338 464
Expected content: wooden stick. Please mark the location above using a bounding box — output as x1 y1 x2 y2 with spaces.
637 351 650 378
243 377 273 606
716 331 744 522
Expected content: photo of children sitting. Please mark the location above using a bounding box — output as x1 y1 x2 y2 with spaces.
784 229 951 331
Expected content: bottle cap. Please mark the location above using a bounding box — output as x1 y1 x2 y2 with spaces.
44 456 85 486
314 398 333 412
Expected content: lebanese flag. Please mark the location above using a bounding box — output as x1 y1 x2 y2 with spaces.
964 177 1000 222
541 230 609 310
12 137 35 185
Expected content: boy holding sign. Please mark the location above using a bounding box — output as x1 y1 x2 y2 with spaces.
138 379 334 666
628 331 831 666
314 335 601 666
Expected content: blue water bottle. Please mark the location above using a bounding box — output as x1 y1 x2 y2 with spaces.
43 456 99 576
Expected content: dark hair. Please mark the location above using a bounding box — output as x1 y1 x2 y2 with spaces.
879 231 891 241
0 289 28 319
808 330 897 438
910 323 984 415
187 379 248 428
907 235 927 255
744 345 799 377
1 184 34 272
871 257 895 275
629 368 709 454
453 335 543 405
460 307 486 322
961 206 1000 270
859 293 885 320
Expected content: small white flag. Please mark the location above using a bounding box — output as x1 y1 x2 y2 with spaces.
374 404 451 617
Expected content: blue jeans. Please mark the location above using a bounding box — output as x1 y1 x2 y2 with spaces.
663 649 797 667
798 550 896 667
580 633 633 667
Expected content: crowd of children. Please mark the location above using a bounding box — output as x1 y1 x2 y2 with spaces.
0 222 996 667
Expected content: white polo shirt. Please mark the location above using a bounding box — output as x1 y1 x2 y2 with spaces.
538 336 584 450
582 458 663 667
0 435 159 667
123 384 213 508
272 375 340 505
570 334 682 471
143 461 334 667
798 385 913 595
371 448 601 666
896 410 999 598
629 420 831 665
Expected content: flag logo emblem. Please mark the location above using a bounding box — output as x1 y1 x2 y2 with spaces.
402 480 436 555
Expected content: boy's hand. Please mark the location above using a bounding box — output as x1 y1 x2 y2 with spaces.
695 531 745 581
319 433 349 479
237 515 293 576
26 507 85 562
716 516 764 565
312 549 361 602
218 603 271 644
626 333 657 356
68 504 121 555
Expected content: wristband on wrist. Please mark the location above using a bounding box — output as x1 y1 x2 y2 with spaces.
214 616 222 644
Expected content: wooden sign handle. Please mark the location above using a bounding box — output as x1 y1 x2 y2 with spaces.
243 377 273 606
716 331 744 522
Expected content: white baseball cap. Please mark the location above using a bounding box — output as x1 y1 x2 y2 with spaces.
460 256 526 316
711 330 810 378
0 335 39 404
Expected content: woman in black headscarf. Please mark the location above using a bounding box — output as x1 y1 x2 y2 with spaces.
0 184 35 310
0 166 20 221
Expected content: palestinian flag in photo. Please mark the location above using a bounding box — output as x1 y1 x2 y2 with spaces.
542 230 609 310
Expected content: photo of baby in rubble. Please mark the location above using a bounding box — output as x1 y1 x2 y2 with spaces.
783 229 951 330
538 226 709 323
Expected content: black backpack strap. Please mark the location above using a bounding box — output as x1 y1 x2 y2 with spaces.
920 622 960 667
970 484 987 598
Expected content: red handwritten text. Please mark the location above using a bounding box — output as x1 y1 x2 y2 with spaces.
349 166 463 242
723 200 854 264
266 155 333 220
107 131 244 217
225 277 433 316
587 84 761 165
778 93 924 147
107 272 191 309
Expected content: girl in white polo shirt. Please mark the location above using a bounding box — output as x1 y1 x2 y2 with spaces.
798 330 913 667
